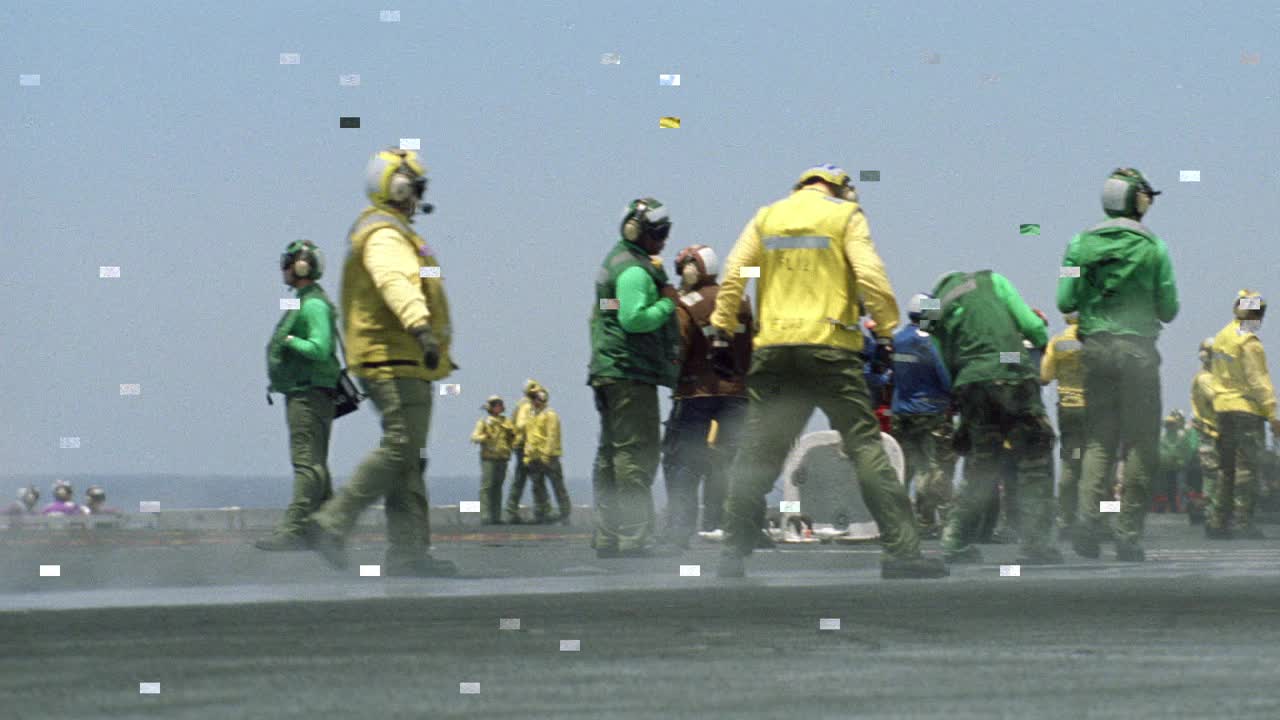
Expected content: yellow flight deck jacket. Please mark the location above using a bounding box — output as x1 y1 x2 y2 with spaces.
1040 324 1085 408
1210 319 1277 420
342 205 454 381
471 415 515 461
523 407 562 465
711 188 898 352
1190 368 1219 439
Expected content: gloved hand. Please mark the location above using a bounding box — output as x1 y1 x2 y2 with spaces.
871 336 894 375
659 284 681 303
412 325 441 370
708 328 736 378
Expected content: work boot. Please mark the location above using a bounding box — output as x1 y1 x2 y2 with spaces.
253 533 309 552
1071 526 1101 559
717 552 746 578
385 556 458 577
309 527 349 570
943 545 983 564
1017 546 1066 565
881 555 950 579
1114 539 1145 562
1237 525 1266 540
1204 525 1233 540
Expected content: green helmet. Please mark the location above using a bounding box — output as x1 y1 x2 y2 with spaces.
282 240 324 280
1101 168 1161 219
620 198 671 245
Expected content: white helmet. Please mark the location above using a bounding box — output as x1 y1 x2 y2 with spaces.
674 245 719 280
907 293 934 322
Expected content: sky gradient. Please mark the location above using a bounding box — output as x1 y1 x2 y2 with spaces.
3 0 1279 484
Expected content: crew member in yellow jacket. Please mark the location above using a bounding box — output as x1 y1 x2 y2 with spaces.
523 389 571 524
309 146 459 577
1189 337 1219 524
1041 313 1086 537
709 164 946 581
471 396 514 525
505 378 545 523
1206 290 1280 539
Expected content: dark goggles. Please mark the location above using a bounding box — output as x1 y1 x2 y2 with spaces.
649 221 671 241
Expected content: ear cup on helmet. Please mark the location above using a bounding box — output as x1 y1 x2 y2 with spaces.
388 174 414 203
283 241 323 280
622 217 643 242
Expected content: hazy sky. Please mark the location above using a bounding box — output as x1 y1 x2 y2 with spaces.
3 1 1279 482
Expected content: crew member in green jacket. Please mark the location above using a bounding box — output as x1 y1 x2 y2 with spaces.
925 270 1062 565
259 240 341 551
1058 167 1179 562
588 197 684 558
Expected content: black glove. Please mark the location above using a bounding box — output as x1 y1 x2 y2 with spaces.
871 336 894 375
708 328 736 379
412 326 441 370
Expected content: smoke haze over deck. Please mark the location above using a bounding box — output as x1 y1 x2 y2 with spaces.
2 1 1279 483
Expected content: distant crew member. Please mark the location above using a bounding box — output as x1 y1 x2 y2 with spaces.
524 389 571 524
42 480 82 515
471 395 515 525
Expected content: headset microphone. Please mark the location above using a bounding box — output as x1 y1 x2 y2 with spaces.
420 202 434 214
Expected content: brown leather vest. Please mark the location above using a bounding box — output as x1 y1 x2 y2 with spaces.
676 283 752 398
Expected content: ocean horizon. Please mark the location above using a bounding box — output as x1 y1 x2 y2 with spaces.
0 473 597 510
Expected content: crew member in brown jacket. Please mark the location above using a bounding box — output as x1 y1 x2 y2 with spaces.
658 245 758 549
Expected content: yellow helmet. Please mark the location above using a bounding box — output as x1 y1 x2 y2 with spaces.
365 147 427 208
1234 289 1266 320
794 164 857 202
794 164 850 190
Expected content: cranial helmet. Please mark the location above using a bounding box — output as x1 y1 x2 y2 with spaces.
1101 167 1161 219
907 293 935 322
1233 289 1267 320
1198 337 1214 365
281 239 324 280
674 245 719 280
794 164 857 201
52 480 73 501
620 198 671 245
365 147 428 209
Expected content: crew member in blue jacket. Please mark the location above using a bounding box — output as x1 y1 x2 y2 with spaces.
890 293 956 538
